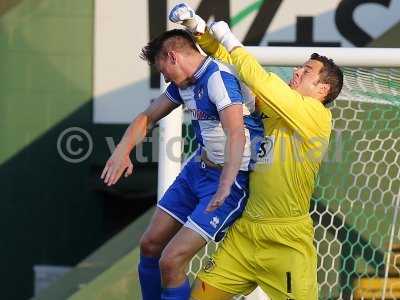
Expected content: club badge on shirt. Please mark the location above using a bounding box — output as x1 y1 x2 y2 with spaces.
256 136 275 164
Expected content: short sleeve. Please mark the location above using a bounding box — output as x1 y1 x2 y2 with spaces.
165 83 183 105
207 71 243 111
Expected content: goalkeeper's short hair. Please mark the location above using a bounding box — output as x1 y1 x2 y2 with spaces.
311 53 343 105
140 29 199 65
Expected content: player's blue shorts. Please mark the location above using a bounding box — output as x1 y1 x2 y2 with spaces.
158 153 249 242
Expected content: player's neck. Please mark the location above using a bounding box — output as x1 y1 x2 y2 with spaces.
184 54 207 81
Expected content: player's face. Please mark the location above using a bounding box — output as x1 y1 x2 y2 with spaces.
155 52 187 87
289 59 326 99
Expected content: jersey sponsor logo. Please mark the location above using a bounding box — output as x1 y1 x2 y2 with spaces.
257 136 275 164
203 257 216 273
189 109 217 121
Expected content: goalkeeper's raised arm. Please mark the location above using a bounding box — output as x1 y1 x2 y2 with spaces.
206 20 343 139
170 4 343 140
169 3 232 64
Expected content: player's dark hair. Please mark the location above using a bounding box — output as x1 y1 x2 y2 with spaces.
310 53 343 105
140 29 199 65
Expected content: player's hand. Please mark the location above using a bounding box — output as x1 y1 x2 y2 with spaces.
168 3 206 34
101 144 133 186
209 21 242 52
206 185 231 212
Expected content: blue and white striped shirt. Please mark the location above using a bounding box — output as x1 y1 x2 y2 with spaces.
165 56 263 171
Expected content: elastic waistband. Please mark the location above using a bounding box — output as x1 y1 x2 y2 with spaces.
200 149 223 169
199 149 249 175
242 213 311 225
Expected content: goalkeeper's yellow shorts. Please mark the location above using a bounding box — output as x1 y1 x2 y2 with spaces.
196 214 318 300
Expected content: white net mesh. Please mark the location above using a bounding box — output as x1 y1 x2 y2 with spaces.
182 67 400 300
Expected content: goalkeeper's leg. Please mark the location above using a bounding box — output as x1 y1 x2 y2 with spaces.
191 280 235 300
191 219 258 298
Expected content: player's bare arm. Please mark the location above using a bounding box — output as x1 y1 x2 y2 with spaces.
101 94 178 186
206 104 246 212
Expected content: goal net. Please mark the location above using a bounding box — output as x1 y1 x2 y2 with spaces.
159 49 400 300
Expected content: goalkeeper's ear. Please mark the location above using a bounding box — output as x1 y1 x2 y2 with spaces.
318 83 331 103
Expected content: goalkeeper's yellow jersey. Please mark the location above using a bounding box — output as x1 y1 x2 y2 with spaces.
196 32 332 220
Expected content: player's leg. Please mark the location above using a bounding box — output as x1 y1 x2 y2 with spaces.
159 227 207 300
139 157 198 300
140 208 182 256
158 165 249 299
255 217 318 300
261 246 317 300
257 250 317 300
138 208 183 300
192 218 258 298
190 279 234 300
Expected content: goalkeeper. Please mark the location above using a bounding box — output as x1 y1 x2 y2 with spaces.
170 4 343 300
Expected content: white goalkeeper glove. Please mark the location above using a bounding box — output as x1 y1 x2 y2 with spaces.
168 3 206 34
209 21 243 52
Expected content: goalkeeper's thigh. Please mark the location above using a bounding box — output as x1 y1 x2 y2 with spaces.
191 279 234 300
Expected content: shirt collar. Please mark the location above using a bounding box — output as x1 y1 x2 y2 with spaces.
192 56 213 82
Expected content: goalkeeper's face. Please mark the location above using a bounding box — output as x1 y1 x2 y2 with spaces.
289 59 329 101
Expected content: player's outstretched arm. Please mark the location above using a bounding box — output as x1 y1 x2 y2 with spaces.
206 104 245 212
101 94 179 186
168 3 232 64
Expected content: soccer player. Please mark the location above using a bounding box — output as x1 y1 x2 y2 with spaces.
170 4 343 300
101 29 263 300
